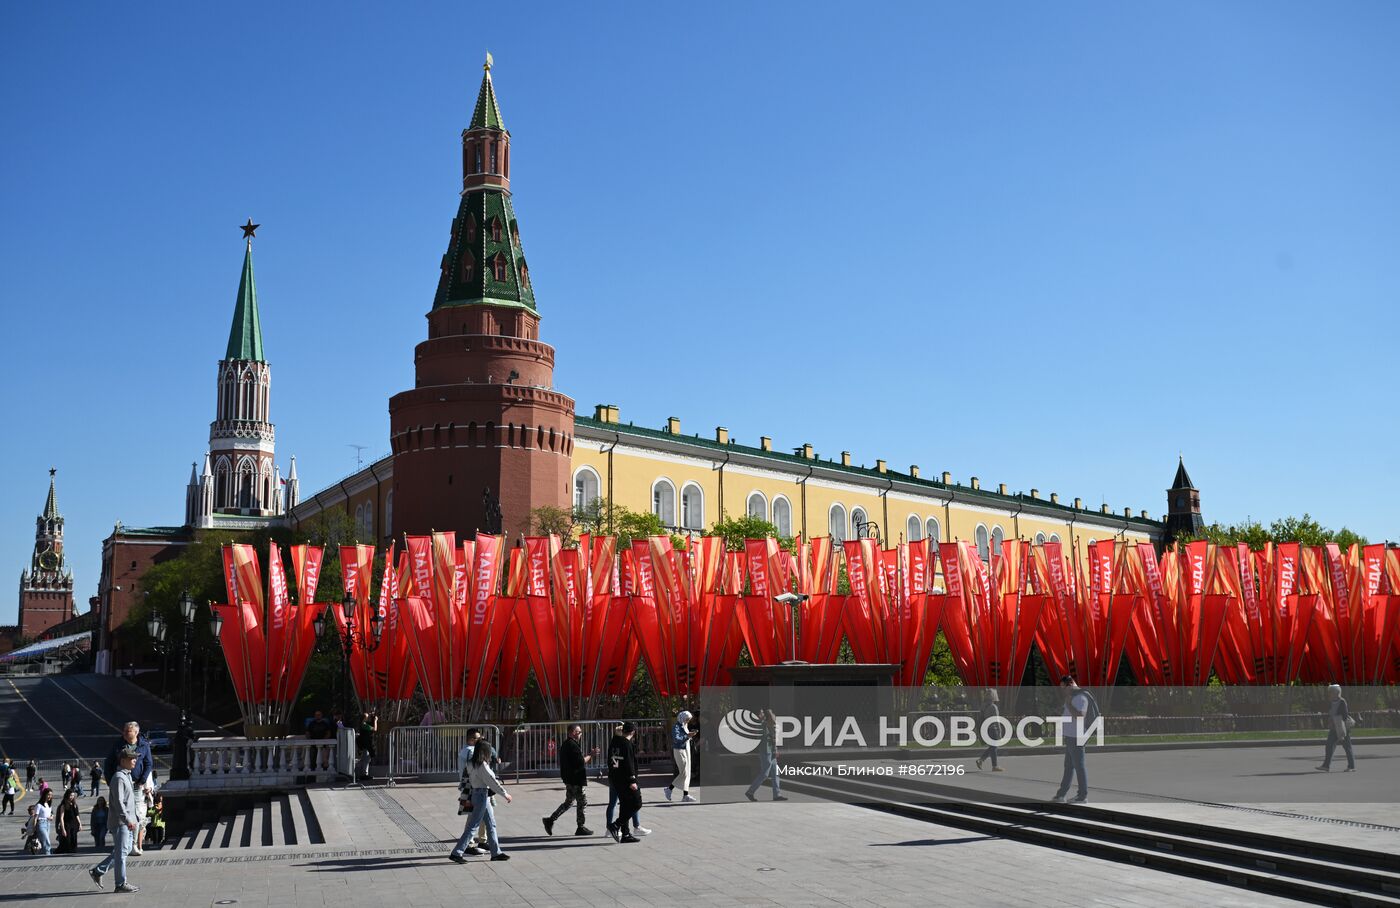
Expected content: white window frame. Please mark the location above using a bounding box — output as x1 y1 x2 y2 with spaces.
926 517 941 544
828 503 847 544
746 491 768 522
906 514 922 542
573 466 602 512
975 524 990 563
771 495 792 538
681 482 704 531
651 478 677 529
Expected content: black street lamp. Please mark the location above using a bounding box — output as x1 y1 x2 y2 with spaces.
319 593 383 720
169 590 198 781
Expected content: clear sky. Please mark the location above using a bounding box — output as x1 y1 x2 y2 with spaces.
2 2 1397 624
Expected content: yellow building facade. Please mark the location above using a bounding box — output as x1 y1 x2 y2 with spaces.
292 403 1162 561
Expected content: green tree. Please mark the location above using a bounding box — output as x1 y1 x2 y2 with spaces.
1185 513 1368 550
529 505 574 539
707 515 793 552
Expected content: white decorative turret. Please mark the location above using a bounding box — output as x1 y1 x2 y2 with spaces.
284 455 300 512
186 453 215 529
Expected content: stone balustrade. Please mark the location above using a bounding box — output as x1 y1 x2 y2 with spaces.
181 737 339 790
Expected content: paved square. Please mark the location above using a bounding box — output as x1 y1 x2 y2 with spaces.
0 776 1321 906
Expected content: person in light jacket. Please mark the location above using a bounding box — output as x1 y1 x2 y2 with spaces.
1316 683 1357 772
448 741 512 863
89 745 142 893
665 710 699 802
975 689 1005 772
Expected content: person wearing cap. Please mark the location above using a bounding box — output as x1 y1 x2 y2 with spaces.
607 722 644 843
665 710 699 802
1317 683 1357 772
542 724 593 837
1050 675 1095 804
89 745 142 893
103 722 153 855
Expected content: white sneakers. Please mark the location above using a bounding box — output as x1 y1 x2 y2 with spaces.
682 794 697 803
664 786 673 801
634 826 652 836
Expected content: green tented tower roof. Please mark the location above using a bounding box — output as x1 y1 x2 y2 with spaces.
225 241 265 362
470 59 505 132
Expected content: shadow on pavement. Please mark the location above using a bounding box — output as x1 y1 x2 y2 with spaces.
871 836 998 847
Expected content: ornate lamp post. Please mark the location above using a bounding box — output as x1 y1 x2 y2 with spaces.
170 590 198 781
317 593 384 719
145 610 169 698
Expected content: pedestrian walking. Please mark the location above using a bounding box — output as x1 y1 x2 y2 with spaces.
1317 683 1358 772
665 710 698 802
448 741 512 863
1051 675 1097 804
2 767 18 815
975 689 1004 772
607 722 644 843
542 724 593 837
25 759 36 790
91 797 109 850
61 763 72 792
70 764 83 797
89 744 142 893
104 722 153 855
356 712 378 780
56 789 81 853
21 804 40 854
34 788 54 854
744 709 787 802
90 761 103 797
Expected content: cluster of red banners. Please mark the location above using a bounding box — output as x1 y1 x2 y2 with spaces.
214 543 325 726
216 536 1400 727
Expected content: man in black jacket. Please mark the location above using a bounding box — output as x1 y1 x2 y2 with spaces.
607 722 642 844
542 724 593 836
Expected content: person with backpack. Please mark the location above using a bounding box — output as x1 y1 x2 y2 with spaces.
448 741 512 863
1051 675 1097 804
974 689 1004 772
2 767 18 815
542 724 592 837
1317 683 1357 772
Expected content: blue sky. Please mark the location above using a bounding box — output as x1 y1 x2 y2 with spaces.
2 2 1397 624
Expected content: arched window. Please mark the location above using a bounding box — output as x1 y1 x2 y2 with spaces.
1087 538 1097 547
573 467 601 512
651 479 676 528
975 524 990 563
510 222 520 246
1049 533 1061 544
681 483 704 531
991 526 1005 557
214 457 231 508
459 250 474 281
354 504 365 538
925 517 941 544
364 503 374 539
906 515 922 542
490 143 498 173
519 263 530 289
493 255 508 281
491 218 502 242
473 145 482 173
1035 532 1047 546
746 492 767 521
772 497 792 537
466 216 477 241
829 504 847 544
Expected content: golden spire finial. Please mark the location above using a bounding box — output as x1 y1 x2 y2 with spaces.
484 52 493 73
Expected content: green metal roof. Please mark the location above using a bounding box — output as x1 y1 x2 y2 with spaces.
432 184 536 312
469 65 505 132
224 241 265 362
575 416 1165 530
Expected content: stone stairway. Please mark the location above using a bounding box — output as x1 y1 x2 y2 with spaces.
165 790 324 849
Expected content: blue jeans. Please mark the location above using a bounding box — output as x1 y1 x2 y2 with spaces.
606 785 640 829
451 789 500 857
746 751 781 798
94 824 132 887
1055 742 1087 799
1322 728 1355 770
36 819 52 855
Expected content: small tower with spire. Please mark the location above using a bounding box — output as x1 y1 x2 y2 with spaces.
18 469 77 639
1165 455 1205 539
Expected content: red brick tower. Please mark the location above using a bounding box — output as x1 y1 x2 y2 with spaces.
389 55 575 541
17 470 77 639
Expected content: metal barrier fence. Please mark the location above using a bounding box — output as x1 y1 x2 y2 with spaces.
502 720 670 783
386 724 503 786
386 720 673 785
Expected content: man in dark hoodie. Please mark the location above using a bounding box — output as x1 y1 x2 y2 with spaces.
606 722 642 844
542 724 593 836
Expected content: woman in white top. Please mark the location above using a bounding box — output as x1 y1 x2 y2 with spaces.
34 789 54 855
448 741 512 862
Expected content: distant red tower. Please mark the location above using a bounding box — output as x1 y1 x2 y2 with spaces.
17 470 77 639
389 55 574 541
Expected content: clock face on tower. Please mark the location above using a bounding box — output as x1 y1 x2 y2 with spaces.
39 548 59 571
